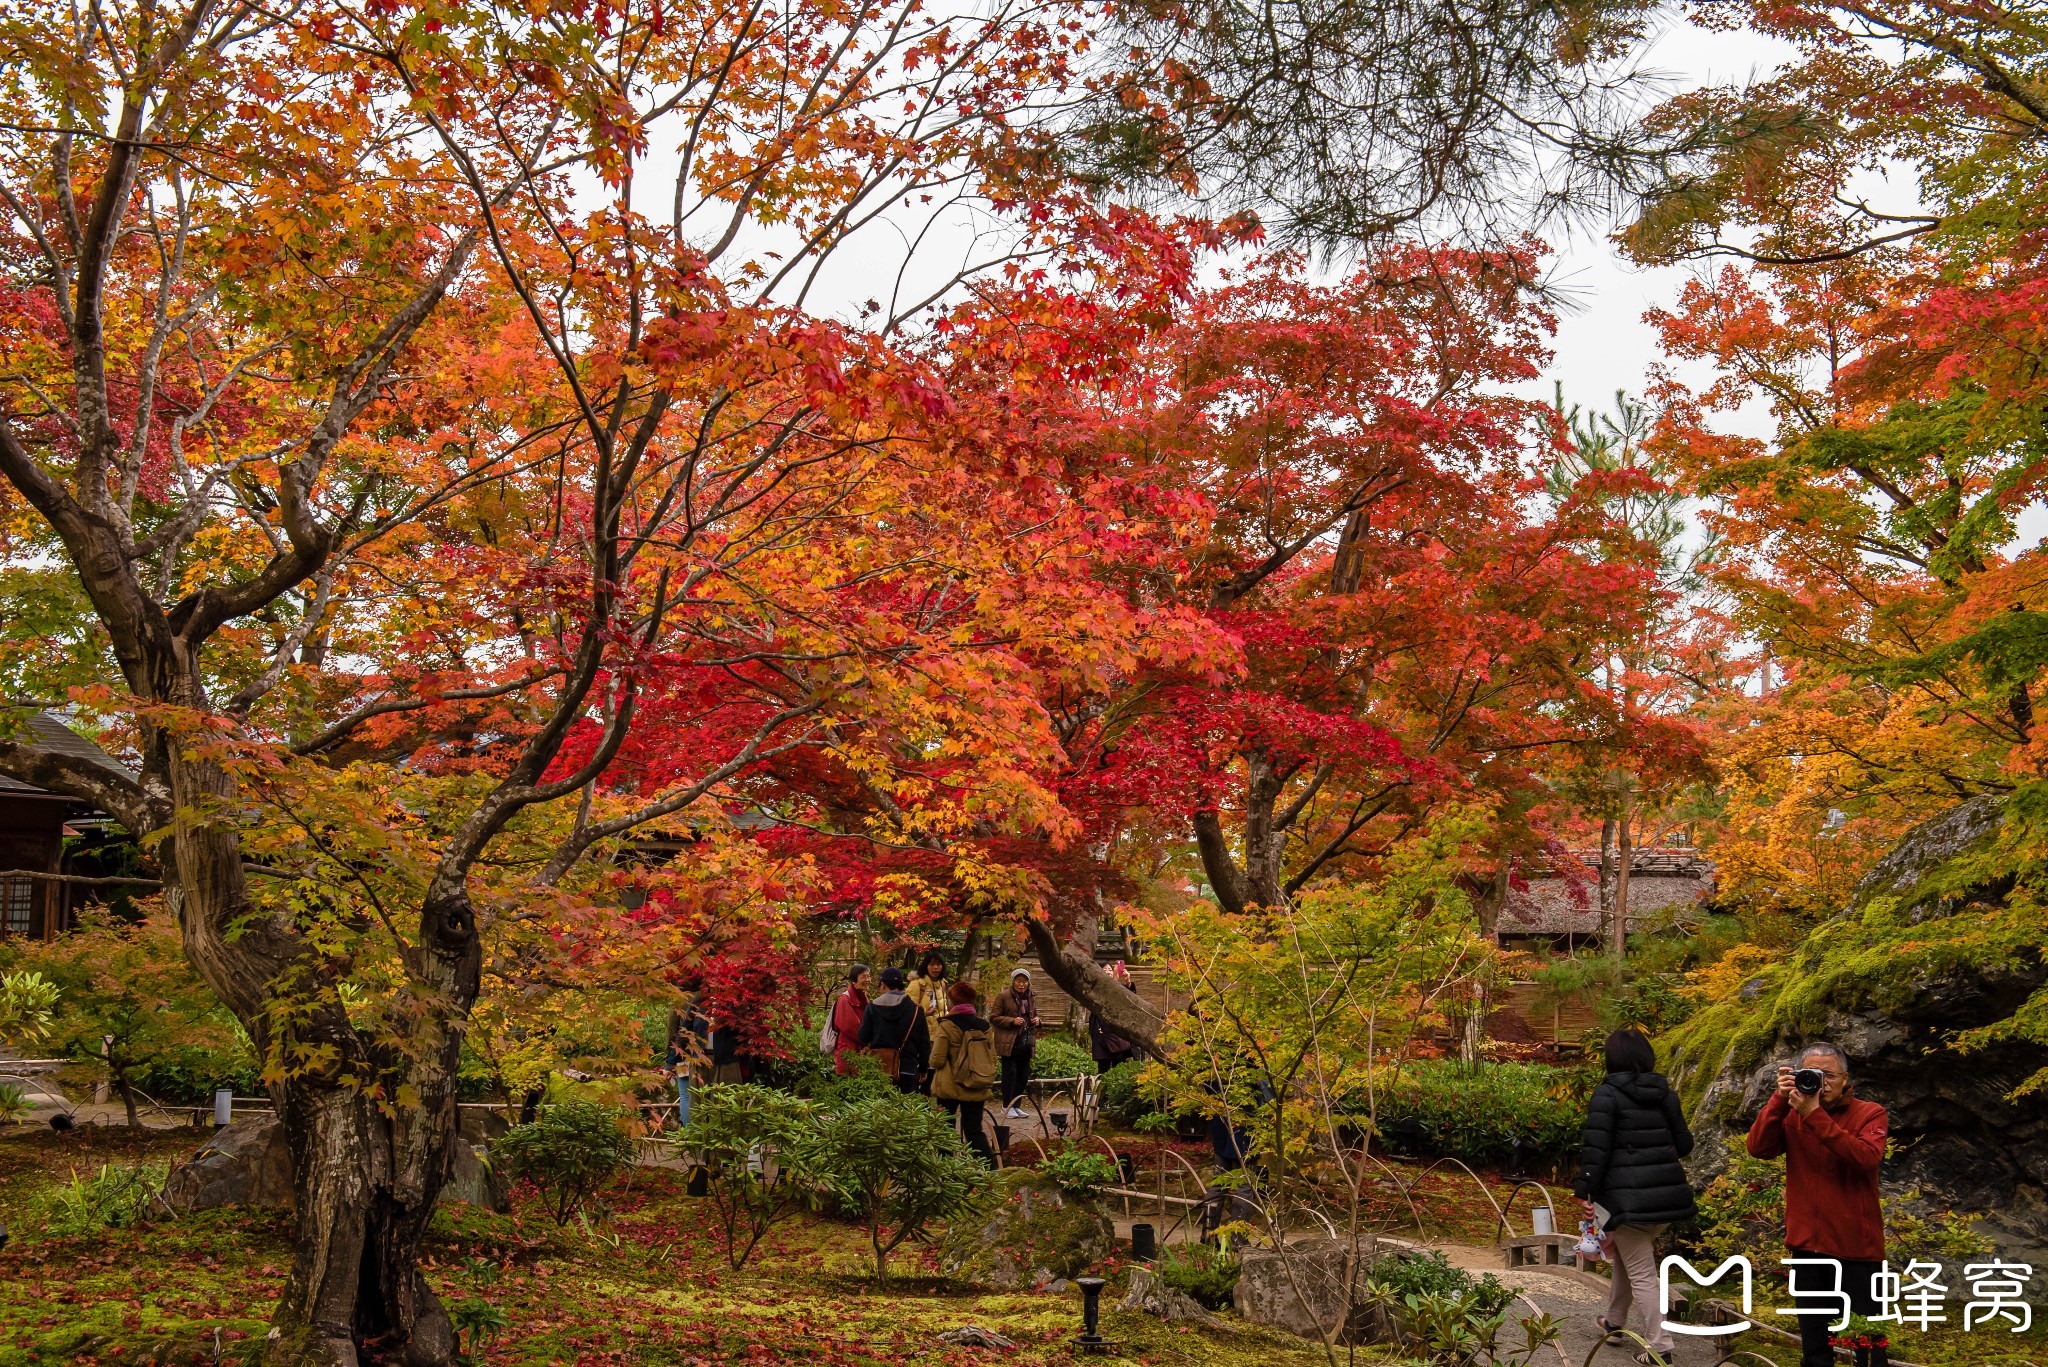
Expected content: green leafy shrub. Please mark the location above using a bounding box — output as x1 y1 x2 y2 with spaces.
800 1088 989 1278
494 1101 637 1225
0 1079 28 1123
45 1162 167 1234
1037 1143 1117 1197
1366 1251 1533 1365
0 969 59 1045
126 1049 262 1105
1157 1241 1240 1308
5 910 255 1120
810 1050 898 1110
1368 1250 1514 1316
1373 1061 1582 1164
1096 1059 1160 1125
687 1083 818 1268
1029 1034 1095 1078
450 1298 509 1364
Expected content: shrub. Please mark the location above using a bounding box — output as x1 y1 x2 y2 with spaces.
1037 1143 1118 1197
1368 1249 1513 1316
494 1101 637 1225
1365 1251 1534 1365
810 1050 898 1110
0 1080 28 1124
800 1088 989 1278
1157 1241 1240 1308
1372 1061 1582 1164
45 1162 167 1234
5 910 255 1121
0 970 59 1045
126 1048 262 1106
1030 1034 1095 1078
687 1083 818 1269
1097 1059 1163 1126
450 1299 510 1363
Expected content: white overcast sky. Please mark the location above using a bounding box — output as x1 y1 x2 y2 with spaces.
1519 15 1798 439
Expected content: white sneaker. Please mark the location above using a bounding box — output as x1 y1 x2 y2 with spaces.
1007 1107 1025 1119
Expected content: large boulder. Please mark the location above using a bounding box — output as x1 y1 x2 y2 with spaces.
941 1169 1117 1289
159 1114 511 1215
1666 797 2048 1255
160 1115 294 1211
1233 1236 1377 1343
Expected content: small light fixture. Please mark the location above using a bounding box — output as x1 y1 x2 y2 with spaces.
1074 1276 1114 1354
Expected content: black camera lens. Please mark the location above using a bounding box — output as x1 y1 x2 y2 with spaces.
1793 1067 1824 1095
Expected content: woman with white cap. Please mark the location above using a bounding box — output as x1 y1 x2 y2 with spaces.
989 966 1040 1118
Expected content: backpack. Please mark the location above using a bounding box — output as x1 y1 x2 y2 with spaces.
818 1013 839 1054
949 1021 998 1094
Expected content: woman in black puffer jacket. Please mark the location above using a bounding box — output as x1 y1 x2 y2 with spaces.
1573 1027 1697 1367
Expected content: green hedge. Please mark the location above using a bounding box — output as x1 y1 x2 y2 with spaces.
1029 1034 1095 1078
1371 1061 1584 1165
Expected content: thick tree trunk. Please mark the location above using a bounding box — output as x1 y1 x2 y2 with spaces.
1191 809 1252 916
1240 752 1288 909
269 1083 458 1366
163 725 473 1367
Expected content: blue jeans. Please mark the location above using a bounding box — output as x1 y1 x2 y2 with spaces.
675 1074 691 1128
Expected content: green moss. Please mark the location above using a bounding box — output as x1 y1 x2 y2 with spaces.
0 1125 1376 1367
1665 792 2048 1109
1661 987 1782 1118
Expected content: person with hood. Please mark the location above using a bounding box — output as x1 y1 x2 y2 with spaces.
1573 1026 1697 1367
829 964 872 1076
928 981 999 1162
990 966 1041 1118
857 966 931 1091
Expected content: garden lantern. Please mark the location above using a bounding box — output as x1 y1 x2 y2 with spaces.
1074 1277 1112 1353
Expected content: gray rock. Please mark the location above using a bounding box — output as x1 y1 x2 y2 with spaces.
160 1115 296 1212
1233 1236 1376 1343
1122 1266 1222 1325
443 1131 512 1213
158 1114 509 1215
1849 795 2008 918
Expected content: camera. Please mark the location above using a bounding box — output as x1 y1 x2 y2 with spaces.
1793 1067 1825 1096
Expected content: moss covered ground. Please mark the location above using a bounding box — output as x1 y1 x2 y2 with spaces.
0 1123 1392 1367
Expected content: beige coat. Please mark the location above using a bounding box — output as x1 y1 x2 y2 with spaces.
928 1012 996 1103
906 972 950 1020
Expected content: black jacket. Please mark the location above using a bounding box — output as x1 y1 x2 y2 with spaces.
1089 982 1140 1065
856 992 931 1072
1573 1070 1697 1228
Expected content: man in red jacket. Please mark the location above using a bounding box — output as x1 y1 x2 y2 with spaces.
1746 1041 1889 1367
